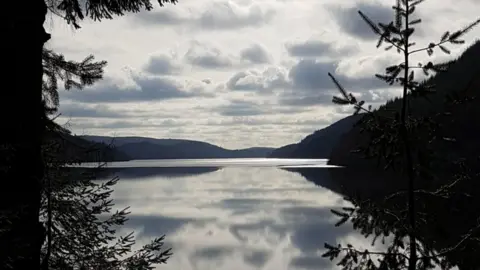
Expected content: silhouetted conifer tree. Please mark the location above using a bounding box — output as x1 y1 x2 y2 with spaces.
42 48 107 114
1 0 177 269
40 48 172 269
41 131 172 270
323 0 480 269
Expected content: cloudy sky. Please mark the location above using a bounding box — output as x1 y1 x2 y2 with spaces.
45 0 480 149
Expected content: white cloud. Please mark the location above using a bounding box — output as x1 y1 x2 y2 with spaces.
48 0 480 148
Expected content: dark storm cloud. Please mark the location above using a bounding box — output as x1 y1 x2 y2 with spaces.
240 44 272 64
143 54 181 75
60 75 210 103
131 1 275 31
286 40 356 58
331 2 426 40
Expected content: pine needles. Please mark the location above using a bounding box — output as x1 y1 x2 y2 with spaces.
324 0 480 269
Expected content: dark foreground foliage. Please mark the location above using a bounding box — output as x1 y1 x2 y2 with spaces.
324 0 480 269
40 130 172 269
39 30 174 268
2 0 178 268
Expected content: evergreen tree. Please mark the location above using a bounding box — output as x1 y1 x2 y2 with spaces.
42 48 107 116
39 48 172 269
322 0 480 269
41 128 172 270
1 0 177 269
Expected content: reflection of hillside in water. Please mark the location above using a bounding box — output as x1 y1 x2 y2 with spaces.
87 166 221 179
290 167 480 270
287 167 407 199
283 168 346 197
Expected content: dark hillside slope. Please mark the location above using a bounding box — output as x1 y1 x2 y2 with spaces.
45 131 130 163
328 40 480 173
268 143 298 158
81 135 197 147
326 40 480 269
81 136 273 159
268 114 363 158
290 114 363 158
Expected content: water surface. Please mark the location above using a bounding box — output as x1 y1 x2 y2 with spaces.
92 159 374 270
79 158 340 168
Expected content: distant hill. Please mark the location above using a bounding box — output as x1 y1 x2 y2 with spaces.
80 135 274 160
268 143 298 158
328 40 480 169
45 131 131 163
268 114 363 159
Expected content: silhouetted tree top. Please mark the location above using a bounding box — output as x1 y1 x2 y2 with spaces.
324 0 480 269
43 48 106 110
46 0 178 28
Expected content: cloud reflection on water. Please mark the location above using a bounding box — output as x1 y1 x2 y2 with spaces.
100 165 373 270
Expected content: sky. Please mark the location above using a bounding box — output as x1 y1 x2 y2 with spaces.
46 0 480 149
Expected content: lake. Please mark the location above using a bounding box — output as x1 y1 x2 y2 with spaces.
88 158 377 270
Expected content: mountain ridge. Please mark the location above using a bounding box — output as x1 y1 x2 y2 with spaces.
80 135 274 160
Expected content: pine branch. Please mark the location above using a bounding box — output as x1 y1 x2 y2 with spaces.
358 10 382 36
43 48 106 90
411 18 480 55
42 48 106 110
409 40 450 55
422 221 480 260
326 1 480 269
449 18 480 41
384 175 465 202
333 245 410 261
360 11 406 52
51 0 179 29
327 73 349 100
394 0 403 30
382 208 410 233
410 0 426 6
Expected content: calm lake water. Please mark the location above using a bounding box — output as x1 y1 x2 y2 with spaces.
88 158 377 270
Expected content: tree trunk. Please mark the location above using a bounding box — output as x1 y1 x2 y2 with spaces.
0 0 50 268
